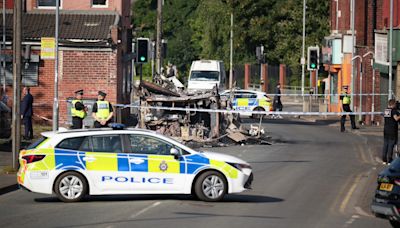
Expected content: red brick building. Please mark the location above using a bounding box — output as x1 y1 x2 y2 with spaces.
325 0 400 124
0 0 132 127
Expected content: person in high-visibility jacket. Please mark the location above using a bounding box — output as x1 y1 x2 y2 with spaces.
92 91 113 128
340 86 358 132
71 89 87 129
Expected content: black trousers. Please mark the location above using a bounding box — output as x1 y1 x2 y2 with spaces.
94 120 110 128
23 116 33 139
340 105 356 131
383 136 397 163
273 100 283 111
71 117 83 129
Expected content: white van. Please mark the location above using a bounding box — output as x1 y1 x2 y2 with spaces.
187 60 226 92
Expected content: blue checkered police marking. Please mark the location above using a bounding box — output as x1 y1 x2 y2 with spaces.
55 149 86 170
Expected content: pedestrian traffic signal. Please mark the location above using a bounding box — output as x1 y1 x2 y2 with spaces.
136 38 149 63
307 47 319 71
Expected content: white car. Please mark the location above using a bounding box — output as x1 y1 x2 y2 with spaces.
220 89 272 118
18 126 253 202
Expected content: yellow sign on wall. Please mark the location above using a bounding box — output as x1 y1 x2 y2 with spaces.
40 37 55 60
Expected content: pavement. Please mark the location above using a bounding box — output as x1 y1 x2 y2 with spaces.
0 116 386 197
0 140 21 195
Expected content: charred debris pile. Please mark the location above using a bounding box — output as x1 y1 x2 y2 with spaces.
135 80 270 147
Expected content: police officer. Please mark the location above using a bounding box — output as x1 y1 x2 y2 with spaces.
340 86 358 132
382 99 400 165
71 90 87 129
272 83 283 119
92 91 113 128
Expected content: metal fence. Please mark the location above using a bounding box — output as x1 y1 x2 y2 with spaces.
233 64 293 92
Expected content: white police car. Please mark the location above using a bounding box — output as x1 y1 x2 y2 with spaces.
220 89 272 118
18 126 253 202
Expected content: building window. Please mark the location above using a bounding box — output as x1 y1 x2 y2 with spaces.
92 0 108 8
37 0 62 8
0 55 39 87
375 33 389 65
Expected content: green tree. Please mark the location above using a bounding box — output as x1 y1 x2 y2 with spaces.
132 0 329 86
190 0 230 63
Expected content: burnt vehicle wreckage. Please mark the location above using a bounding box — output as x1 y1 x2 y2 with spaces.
127 78 271 146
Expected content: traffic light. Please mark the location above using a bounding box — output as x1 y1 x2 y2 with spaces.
136 38 149 63
307 47 319 71
256 45 264 63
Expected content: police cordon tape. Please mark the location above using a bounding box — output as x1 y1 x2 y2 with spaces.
113 104 383 116
264 93 389 96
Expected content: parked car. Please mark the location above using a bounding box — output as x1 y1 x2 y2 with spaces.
220 89 272 119
371 159 400 227
18 125 253 202
0 101 11 138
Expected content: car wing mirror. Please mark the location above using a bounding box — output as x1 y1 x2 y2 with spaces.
170 148 180 159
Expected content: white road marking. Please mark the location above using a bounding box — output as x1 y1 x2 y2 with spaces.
355 206 372 217
344 214 360 227
130 201 161 219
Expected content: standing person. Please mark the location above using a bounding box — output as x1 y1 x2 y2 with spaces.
166 63 175 78
340 86 358 132
382 99 400 165
71 89 87 129
273 83 283 119
92 91 113 128
21 87 33 140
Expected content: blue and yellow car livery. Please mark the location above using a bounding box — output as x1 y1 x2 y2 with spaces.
18 129 253 202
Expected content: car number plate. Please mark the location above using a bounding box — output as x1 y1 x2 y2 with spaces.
380 183 394 191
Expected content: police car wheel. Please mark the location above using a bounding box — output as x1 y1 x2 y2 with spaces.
194 171 227 202
54 172 87 202
252 107 265 119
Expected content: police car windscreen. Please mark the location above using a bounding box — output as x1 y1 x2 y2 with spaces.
190 71 219 81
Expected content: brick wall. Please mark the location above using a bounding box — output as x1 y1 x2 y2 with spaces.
329 0 383 123
0 49 125 127
27 0 125 14
1 50 55 123
332 0 351 32
59 50 119 125
0 0 13 9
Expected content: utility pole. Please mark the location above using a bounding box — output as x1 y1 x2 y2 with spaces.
2 0 6 99
350 0 355 111
301 0 306 111
389 0 393 99
229 13 233 90
52 0 60 131
12 0 22 169
155 0 162 76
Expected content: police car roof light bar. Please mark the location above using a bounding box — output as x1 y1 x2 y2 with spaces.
109 123 126 130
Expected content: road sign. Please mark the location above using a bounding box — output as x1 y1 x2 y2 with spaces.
41 37 55 60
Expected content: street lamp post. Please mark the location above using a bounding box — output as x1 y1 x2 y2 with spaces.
350 0 355 112
301 0 306 102
351 55 361 121
229 13 233 90
389 0 393 99
52 0 60 131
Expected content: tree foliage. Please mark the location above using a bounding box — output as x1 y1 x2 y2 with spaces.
132 0 329 84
